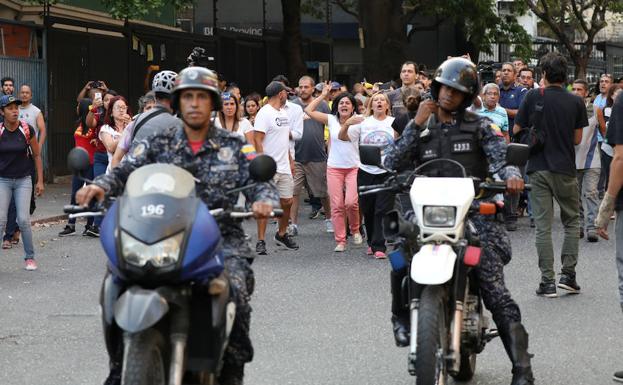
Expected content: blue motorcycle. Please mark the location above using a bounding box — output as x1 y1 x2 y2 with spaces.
65 148 280 385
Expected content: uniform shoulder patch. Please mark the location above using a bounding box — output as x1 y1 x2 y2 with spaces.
132 143 146 157
241 144 257 160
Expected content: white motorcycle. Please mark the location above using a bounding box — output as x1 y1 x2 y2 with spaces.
359 143 529 385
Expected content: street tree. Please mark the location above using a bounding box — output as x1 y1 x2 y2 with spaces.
301 0 531 81
32 0 193 20
281 0 308 84
520 0 623 79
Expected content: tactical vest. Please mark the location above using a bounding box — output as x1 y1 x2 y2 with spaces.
416 112 489 181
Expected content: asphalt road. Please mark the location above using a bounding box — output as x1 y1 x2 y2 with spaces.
0 213 621 385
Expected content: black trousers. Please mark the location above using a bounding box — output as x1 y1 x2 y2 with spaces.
357 169 394 253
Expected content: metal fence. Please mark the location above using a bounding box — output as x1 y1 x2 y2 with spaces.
479 41 613 82
0 56 49 172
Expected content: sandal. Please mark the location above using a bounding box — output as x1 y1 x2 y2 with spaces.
11 230 20 244
2 240 12 249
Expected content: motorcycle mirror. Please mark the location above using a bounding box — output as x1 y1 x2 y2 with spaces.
249 155 277 182
360 145 382 167
67 147 91 176
506 143 530 168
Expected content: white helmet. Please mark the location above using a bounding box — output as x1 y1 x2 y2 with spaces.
152 70 177 94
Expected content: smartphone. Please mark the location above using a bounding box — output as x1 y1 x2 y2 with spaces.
94 92 102 102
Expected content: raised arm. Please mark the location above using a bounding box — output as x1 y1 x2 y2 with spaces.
305 82 331 125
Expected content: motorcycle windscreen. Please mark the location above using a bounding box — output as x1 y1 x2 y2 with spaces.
411 244 457 285
120 164 200 244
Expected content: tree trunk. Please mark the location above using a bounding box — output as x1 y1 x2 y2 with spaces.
280 0 307 84
573 55 588 79
359 0 407 81
454 19 480 63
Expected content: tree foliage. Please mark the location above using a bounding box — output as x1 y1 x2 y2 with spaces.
32 0 193 20
518 0 623 78
301 0 532 70
407 0 532 61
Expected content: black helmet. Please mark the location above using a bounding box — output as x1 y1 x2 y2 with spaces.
171 67 222 111
430 57 479 109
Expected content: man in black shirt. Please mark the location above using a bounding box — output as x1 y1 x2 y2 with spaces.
595 93 623 383
513 52 587 298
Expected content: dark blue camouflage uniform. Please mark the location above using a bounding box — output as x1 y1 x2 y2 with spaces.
384 117 522 327
94 125 280 368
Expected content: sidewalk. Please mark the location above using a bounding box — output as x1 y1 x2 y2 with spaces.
31 181 72 225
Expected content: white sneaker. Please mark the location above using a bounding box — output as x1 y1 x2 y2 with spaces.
287 224 299 236
334 244 346 252
352 233 363 245
325 219 334 233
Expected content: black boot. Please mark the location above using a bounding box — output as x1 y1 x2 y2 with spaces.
499 322 535 385
103 362 121 385
218 363 244 385
390 269 409 347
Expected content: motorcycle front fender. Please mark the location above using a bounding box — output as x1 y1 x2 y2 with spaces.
113 286 169 333
411 244 457 285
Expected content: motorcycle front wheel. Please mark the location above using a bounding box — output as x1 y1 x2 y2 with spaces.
415 285 449 385
121 328 168 385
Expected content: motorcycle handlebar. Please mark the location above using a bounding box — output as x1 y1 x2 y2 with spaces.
212 208 284 219
359 186 395 196
358 184 387 192
478 182 532 192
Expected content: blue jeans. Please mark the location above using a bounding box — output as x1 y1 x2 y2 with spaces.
68 165 95 227
577 168 600 231
93 152 109 227
3 196 18 241
0 176 35 259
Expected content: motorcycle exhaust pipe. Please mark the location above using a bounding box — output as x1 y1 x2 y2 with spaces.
449 301 463 374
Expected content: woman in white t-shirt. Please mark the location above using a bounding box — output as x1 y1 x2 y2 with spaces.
99 97 131 174
215 92 254 144
339 91 397 259
304 83 363 252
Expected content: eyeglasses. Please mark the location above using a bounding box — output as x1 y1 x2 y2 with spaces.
113 105 127 111
485 92 499 96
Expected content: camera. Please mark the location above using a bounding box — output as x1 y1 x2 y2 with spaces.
90 81 103 89
187 47 212 68
420 91 433 101
477 61 500 87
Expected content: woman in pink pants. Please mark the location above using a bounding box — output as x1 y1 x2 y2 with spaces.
305 83 363 252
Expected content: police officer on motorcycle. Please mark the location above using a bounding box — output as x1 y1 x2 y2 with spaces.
76 66 280 385
384 57 534 385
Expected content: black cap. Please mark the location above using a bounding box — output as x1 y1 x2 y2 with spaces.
265 81 291 97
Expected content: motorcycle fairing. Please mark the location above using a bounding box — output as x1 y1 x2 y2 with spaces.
411 244 457 284
409 177 475 244
101 201 119 271
114 286 170 333
119 194 197 245
181 202 225 281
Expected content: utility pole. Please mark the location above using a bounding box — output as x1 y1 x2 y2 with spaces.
212 0 218 35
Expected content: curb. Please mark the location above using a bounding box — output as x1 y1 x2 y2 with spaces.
31 214 67 226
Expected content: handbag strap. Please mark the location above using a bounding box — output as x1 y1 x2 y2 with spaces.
532 88 545 130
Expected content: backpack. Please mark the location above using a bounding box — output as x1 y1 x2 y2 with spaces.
513 88 547 155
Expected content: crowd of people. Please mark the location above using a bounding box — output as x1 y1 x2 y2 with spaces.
2 54 623 273
2 46 623 384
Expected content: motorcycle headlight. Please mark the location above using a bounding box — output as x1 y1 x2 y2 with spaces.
121 231 183 268
423 206 456 227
